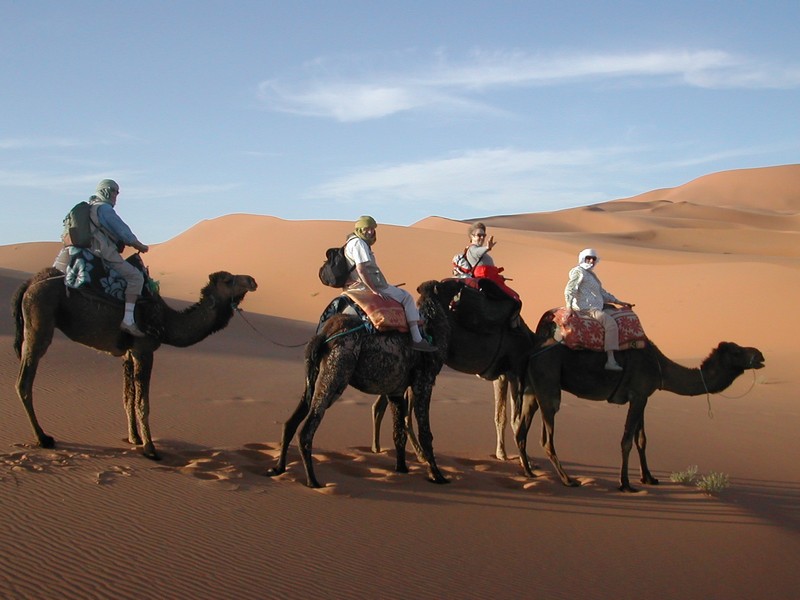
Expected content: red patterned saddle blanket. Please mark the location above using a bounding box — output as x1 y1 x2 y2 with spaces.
344 289 409 333
551 307 647 351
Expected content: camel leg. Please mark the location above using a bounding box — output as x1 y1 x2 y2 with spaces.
130 351 159 460
493 376 509 460
409 384 448 484
402 390 425 462
16 354 55 448
122 353 143 445
267 396 310 477
636 419 659 485
371 394 389 453
512 389 539 478
388 394 409 474
15 322 56 448
619 396 647 492
297 388 341 488
538 399 579 487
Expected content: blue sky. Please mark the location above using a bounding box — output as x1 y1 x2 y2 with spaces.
1 1 798 245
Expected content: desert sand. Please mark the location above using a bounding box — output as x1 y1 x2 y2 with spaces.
1 164 798 599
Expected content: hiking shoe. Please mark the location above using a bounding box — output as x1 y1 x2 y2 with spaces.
604 362 623 372
120 321 147 338
410 339 438 353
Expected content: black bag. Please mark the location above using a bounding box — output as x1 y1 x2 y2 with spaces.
318 244 355 288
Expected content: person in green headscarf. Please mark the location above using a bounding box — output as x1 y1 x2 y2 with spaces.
343 215 436 352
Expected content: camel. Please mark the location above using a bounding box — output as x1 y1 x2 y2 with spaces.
516 311 765 492
371 277 534 460
267 280 451 488
12 266 258 460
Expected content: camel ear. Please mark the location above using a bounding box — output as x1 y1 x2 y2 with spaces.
209 272 233 286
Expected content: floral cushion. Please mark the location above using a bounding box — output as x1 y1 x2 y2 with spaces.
552 307 647 351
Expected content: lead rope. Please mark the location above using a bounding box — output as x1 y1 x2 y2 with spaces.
233 306 308 348
697 368 715 419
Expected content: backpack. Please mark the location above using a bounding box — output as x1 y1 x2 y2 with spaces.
452 246 475 277
61 201 94 248
318 244 356 288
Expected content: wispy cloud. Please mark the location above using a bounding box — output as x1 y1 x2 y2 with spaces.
306 147 634 212
0 137 88 150
258 49 800 122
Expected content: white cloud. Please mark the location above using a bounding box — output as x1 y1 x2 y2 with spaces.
258 49 800 122
306 147 631 212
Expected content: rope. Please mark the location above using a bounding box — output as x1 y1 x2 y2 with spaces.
698 368 715 419
699 367 758 420
324 323 367 343
233 307 308 348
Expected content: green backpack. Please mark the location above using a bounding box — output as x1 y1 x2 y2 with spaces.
60 201 93 248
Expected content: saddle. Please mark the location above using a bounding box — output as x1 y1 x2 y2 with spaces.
63 247 157 304
545 306 647 351
316 290 408 335
448 277 521 333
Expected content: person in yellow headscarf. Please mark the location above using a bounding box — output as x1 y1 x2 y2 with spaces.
343 215 436 352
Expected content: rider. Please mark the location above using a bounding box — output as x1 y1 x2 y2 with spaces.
54 179 150 337
452 222 496 277
344 215 437 352
564 248 632 371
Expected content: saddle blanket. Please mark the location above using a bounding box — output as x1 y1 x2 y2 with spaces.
344 289 408 333
62 247 155 303
552 307 647 351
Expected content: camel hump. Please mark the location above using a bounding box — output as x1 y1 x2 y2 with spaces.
315 292 407 337
447 277 520 333
543 307 648 351
60 248 154 304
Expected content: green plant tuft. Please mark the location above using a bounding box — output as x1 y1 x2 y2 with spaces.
696 472 730 495
669 465 698 484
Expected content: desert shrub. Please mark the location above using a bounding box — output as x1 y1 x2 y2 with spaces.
696 472 730 495
669 465 698 484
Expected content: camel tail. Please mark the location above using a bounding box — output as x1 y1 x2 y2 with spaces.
11 279 31 359
302 334 327 405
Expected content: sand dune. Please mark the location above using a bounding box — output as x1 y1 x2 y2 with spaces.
1 165 798 599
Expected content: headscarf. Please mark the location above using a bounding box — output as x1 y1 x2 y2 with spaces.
578 248 599 270
91 179 120 206
354 215 378 246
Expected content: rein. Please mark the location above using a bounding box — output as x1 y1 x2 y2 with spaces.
324 322 367 343
233 306 308 348
698 367 758 419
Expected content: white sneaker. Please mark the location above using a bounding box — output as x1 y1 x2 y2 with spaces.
410 339 437 353
604 362 623 372
120 321 147 338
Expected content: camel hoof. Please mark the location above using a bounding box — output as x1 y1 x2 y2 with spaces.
618 484 640 493
142 443 161 461
265 467 284 478
429 475 450 485
641 476 660 485
37 435 56 449
306 480 322 489
564 478 581 488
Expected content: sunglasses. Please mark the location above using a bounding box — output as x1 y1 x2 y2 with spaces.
473 232 486 238
585 256 597 261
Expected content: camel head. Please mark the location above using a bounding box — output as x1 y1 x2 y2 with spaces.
706 341 765 373
203 272 258 308
417 278 462 310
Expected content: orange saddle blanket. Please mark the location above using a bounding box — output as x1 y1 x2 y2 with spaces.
552 307 646 351
344 290 409 333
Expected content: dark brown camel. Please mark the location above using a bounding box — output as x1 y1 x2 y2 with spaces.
267 280 451 488
517 310 765 492
371 277 534 460
12 267 258 459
